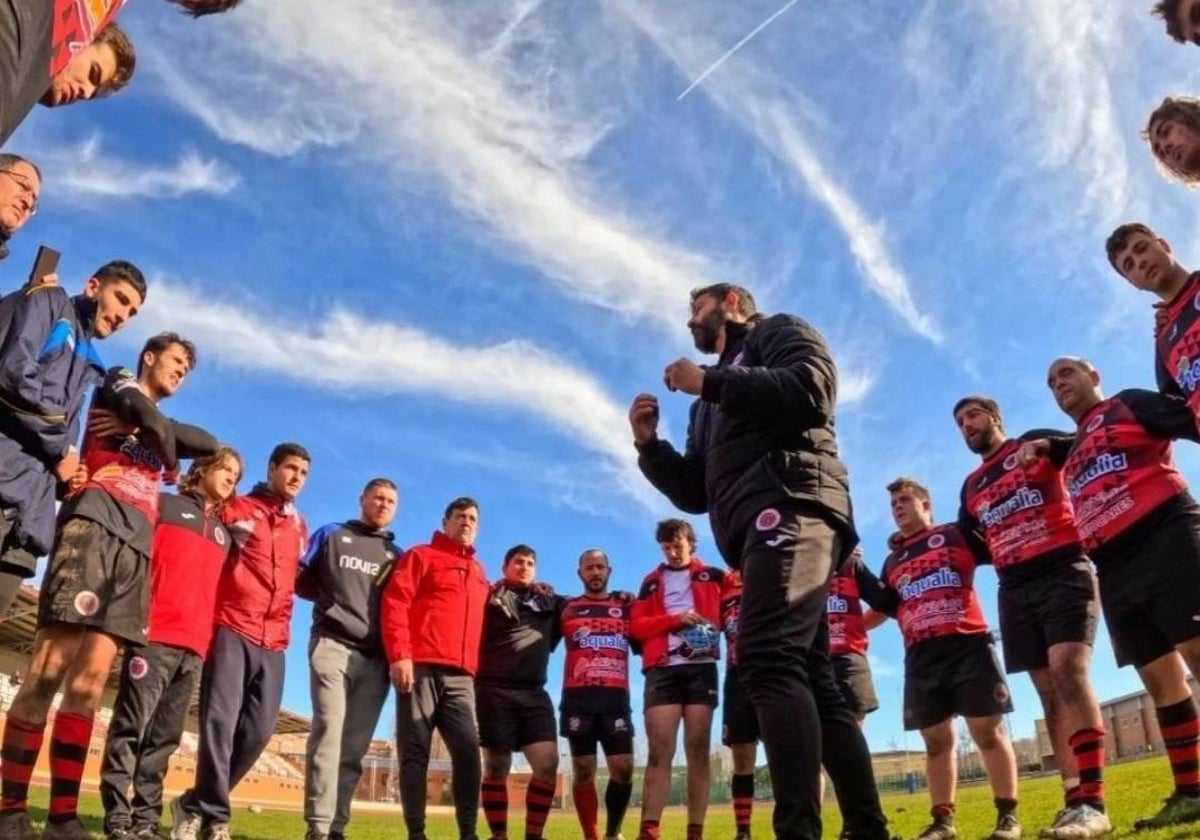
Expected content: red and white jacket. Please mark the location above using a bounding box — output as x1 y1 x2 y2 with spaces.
631 559 725 671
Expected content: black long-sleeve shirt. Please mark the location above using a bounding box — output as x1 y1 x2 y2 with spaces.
476 583 565 688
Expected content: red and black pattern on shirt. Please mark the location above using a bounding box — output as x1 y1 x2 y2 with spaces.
50 0 126 78
1064 397 1187 551
881 524 989 649
560 595 631 714
1156 273 1200 424
721 571 742 668
827 564 868 657
960 436 1081 573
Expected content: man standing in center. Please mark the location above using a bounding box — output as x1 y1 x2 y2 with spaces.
381 497 490 840
629 282 890 840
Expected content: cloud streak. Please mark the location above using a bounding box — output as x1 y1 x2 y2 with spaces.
39 137 239 200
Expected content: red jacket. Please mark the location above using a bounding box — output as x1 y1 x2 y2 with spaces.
631 559 725 671
147 492 232 658
380 531 490 675
213 484 308 652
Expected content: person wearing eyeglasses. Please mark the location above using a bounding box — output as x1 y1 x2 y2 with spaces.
0 155 39 260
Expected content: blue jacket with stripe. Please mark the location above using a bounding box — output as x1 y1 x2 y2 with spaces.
0 286 104 563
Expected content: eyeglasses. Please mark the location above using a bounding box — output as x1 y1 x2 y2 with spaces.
0 170 39 216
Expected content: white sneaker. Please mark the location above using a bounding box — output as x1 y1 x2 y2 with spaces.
1040 805 1112 840
169 798 201 840
203 825 231 840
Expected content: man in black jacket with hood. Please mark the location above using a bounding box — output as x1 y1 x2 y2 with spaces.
629 282 887 840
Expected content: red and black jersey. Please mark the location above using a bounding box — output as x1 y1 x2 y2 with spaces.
50 0 126 78
959 432 1083 581
147 492 233 658
560 594 632 714
1156 272 1200 426
881 524 990 649
827 555 890 657
721 571 742 668
1055 390 1197 557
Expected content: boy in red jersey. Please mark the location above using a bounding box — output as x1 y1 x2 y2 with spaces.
879 478 1019 840
560 550 634 840
953 396 1108 839
1022 358 1200 829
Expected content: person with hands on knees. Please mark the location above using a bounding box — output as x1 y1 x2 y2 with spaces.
0 330 217 840
380 497 489 840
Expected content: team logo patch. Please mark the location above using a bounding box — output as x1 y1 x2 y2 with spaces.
1085 413 1105 433
994 683 1010 704
568 716 581 732
1170 323 1180 341
609 607 624 619
1193 290 1200 312
1003 454 1018 471
697 571 711 582
927 533 946 549
341 536 353 544
73 591 100 617
613 717 628 731
129 656 150 681
214 528 226 546
755 508 781 531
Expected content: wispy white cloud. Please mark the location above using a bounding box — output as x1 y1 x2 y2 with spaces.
39 136 239 200
146 2 716 331
839 368 876 407
614 3 944 345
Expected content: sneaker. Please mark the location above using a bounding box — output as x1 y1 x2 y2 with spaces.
1039 805 1111 840
108 829 134 840
1134 791 1200 830
304 831 328 840
990 814 1022 840
133 827 164 840
914 822 957 840
42 819 95 840
170 799 201 840
734 833 751 840
0 812 36 840
329 833 345 840
204 825 232 840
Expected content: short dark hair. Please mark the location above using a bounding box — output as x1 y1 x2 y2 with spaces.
172 0 246 17
952 395 1002 423
362 477 397 495
0 154 41 183
93 260 147 303
578 548 609 566
93 23 136 97
887 476 931 503
270 442 311 467
444 496 479 520
1144 97 1200 184
690 282 757 318
1154 0 1186 42
655 518 697 546
1105 222 1159 270
138 331 196 377
504 544 537 566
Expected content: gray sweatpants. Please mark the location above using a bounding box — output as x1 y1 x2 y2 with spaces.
397 665 481 839
304 634 390 834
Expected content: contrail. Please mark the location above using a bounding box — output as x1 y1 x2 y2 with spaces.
676 0 799 100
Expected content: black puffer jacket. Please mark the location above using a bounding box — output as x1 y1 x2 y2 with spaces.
636 314 857 566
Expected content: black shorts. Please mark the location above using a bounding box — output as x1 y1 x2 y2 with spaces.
37 516 149 645
1097 511 1200 669
0 507 35 577
561 711 635 757
998 559 1099 673
832 653 879 718
903 634 1012 731
643 663 719 709
721 668 758 746
476 684 557 751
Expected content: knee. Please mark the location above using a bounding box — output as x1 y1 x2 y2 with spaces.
610 760 633 784
923 731 954 758
971 724 1006 751
484 758 509 779
574 764 596 785
646 742 673 768
684 733 710 759
532 756 558 780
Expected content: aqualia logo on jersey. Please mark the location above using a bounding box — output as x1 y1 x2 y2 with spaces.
1177 355 1200 394
1067 453 1129 498
572 627 629 652
897 568 962 601
827 594 849 614
978 487 1044 527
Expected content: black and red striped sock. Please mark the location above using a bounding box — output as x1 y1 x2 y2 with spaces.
1157 699 1200 798
1068 727 1106 810
732 773 754 833
604 780 632 838
47 711 93 823
482 777 508 839
0 715 45 814
639 819 661 840
574 781 599 840
524 777 555 840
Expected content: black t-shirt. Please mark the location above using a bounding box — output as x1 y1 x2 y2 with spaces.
476 584 564 688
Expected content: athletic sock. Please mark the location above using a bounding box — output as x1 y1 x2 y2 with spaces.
604 780 633 838
932 803 956 824
481 776 508 839
638 819 661 840
994 797 1018 818
686 823 703 840
1068 727 1106 810
574 781 599 840
524 778 555 840
1157 698 1200 798
47 711 94 823
732 773 754 833
0 715 45 814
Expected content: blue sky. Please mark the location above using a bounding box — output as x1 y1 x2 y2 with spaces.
8 0 1200 762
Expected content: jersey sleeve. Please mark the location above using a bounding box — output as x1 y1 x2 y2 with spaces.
1119 388 1200 443
98 367 180 468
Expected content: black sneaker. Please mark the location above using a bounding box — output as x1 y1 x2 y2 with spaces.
1133 791 1200 830
914 822 957 840
990 813 1022 840
107 828 132 840
42 819 95 840
133 827 164 840
0 813 35 840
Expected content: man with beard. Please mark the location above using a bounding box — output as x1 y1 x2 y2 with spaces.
0 332 218 840
953 396 1108 839
560 550 635 840
477 546 564 840
629 283 889 840
1021 358 1200 830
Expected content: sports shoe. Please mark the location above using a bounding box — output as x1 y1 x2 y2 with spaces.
107 829 133 840
1134 791 1200 830
0 812 36 840
989 813 1022 840
304 830 328 840
170 799 201 840
914 821 957 840
733 833 751 840
133 826 164 840
1039 805 1111 839
204 825 232 840
42 819 95 840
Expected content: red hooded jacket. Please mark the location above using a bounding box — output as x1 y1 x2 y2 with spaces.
631 559 725 671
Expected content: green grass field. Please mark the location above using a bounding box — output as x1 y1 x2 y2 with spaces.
18 758 1200 840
